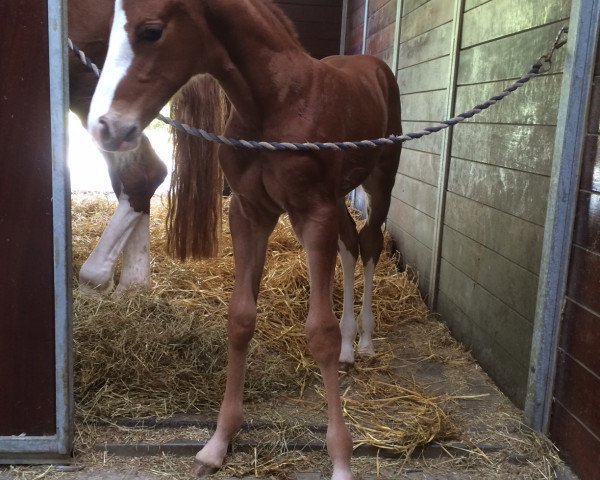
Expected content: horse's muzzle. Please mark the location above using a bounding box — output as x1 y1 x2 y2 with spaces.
90 115 141 152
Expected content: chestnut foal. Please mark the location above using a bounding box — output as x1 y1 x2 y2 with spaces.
88 1 402 478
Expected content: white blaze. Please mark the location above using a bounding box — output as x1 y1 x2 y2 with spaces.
88 0 134 130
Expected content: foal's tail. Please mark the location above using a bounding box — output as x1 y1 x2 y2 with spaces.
166 74 228 260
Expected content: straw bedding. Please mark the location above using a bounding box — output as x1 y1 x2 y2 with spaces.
71 193 454 458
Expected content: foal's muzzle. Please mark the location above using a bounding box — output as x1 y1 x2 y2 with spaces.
90 114 141 152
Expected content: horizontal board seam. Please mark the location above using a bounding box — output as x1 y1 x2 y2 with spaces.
443 223 541 277
436 287 533 361
460 17 570 52
552 398 600 444
449 154 552 179
397 53 450 72
439 256 536 326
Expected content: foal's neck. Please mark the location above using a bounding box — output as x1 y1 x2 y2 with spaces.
205 0 313 128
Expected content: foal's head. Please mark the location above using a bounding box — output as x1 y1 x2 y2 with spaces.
88 0 213 152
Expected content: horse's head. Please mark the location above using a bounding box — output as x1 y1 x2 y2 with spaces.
88 0 210 152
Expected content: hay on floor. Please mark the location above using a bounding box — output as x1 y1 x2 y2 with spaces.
72 193 454 457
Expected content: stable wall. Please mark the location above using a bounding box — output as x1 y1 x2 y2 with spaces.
343 0 570 407
276 0 343 58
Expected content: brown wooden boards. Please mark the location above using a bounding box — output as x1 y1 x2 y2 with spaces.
0 0 56 436
550 47 600 473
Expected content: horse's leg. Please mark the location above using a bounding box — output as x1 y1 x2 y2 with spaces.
337 200 359 369
113 138 167 294
192 194 277 477
290 204 354 480
356 153 399 355
78 182 143 294
79 136 167 294
113 212 151 294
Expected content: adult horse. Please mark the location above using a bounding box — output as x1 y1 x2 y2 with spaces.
68 0 222 294
88 1 402 478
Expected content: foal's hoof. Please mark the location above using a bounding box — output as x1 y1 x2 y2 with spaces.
191 458 219 478
339 361 354 373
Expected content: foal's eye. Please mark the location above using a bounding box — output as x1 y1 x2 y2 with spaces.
138 25 163 43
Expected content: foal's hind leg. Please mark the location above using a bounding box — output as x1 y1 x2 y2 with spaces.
193 194 277 477
291 204 354 480
337 200 359 368
357 156 399 356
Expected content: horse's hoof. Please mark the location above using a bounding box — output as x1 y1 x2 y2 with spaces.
191 458 219 478
339 361 353 373
77 280 114 297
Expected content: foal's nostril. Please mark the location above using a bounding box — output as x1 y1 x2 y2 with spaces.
124 124 139 143
97 116 111 141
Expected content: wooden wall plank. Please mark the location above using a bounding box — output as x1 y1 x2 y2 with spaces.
461 0 570 48
572 192 600 254
549 402 600 480
0 0 56 436
447 158 550 226
444 192 544 274
438 260 533 367
402 0 428 17
400 0 453 43
276 0 342 58
398 150 440 186
580 136 600 194
367 0 396 35
566 246 600 314
464 0 492 11
388 198 435 248
441 226 539 320
458 22 568 85
451 123 555 176
553 351 600 439
392 173 438 217
436 288 530 404
387 221 432 291
401 89 447 121
454 75 562 126
559 300 600 379
397 22 452 69
588 76 600 134
398 55 450 94
401 121 445 154
366 22 396 58
549 19 599 478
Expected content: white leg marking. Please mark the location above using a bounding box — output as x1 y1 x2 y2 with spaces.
88 0 133 132
79 194 143 294
338 240 357 366
195 434 229 470
114 213 151 295
358 259 375 356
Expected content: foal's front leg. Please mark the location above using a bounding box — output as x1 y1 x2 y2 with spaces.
192 194 277 477
291 205 354 480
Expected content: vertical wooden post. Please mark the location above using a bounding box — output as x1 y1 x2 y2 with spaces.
427 0 465 309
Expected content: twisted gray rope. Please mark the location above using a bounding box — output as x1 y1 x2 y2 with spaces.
69 26 568 152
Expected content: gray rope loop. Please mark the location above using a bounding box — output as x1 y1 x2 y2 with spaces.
69 26 568 152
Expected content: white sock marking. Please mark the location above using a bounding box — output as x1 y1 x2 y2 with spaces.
338 240 357 365
114 213 151 294
79 193 143 293
358 259 375 356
